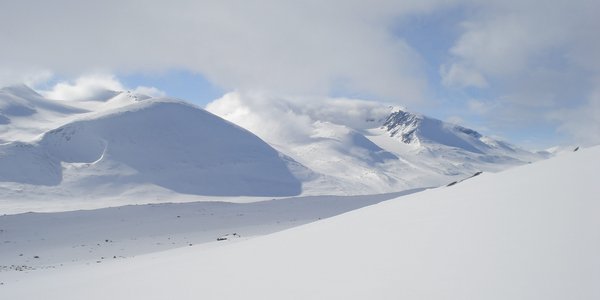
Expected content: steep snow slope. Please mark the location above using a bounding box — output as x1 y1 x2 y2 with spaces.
207 93 548 194
3 146 597 299
0 97 304 201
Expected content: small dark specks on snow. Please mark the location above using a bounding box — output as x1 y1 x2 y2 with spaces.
33 256 39 259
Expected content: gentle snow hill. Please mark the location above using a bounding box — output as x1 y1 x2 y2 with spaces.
4 146 597 299
0 97 304 198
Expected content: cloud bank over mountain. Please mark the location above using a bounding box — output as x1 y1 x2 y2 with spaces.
1 0 599 146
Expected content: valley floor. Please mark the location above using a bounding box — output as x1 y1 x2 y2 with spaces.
0 190 422 286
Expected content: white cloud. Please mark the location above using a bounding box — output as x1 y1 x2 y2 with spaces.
551 83 600 146
206 92 393 144
440 63 488 88
40 75 165 101
133 86 166 98
2 0 600 146
466 99 494 115
439 0 600 146
42 75 125 101
0 69 53 88
206 92 314 144
445 115 465 125
0 0 458 104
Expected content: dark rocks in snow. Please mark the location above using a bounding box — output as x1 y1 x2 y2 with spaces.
447 171 482 187
217 233 241 241
471 171 483 178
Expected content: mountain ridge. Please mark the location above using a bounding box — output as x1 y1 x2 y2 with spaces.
0 85 550 209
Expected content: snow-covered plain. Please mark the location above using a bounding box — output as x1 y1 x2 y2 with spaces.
0 190 422 286
2 146 597 299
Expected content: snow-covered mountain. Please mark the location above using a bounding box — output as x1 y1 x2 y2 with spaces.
0 85 548 209
207 92 549 194
0 85 306 209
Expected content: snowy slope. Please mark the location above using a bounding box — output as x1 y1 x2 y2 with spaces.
207 92 548 194
0 85 87 143
3 145 597 299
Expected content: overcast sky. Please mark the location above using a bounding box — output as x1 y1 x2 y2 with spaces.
1 0 599 148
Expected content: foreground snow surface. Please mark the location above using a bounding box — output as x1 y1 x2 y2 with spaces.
2 147 599 299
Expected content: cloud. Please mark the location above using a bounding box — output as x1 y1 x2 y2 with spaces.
440 63 488 88
0 0 460 104
132 86 166 98
0 69 53 88
466 99 494 115
206 92 315 144
42 75 125 101
551 82 600 146
2 0 600 146
206 91 393 144
440 0 600 145
40 75 165 101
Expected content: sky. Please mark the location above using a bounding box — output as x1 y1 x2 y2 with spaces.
1 0 600 149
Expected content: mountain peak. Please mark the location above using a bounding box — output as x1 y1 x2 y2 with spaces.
381 109 491 154
381 110 423 144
